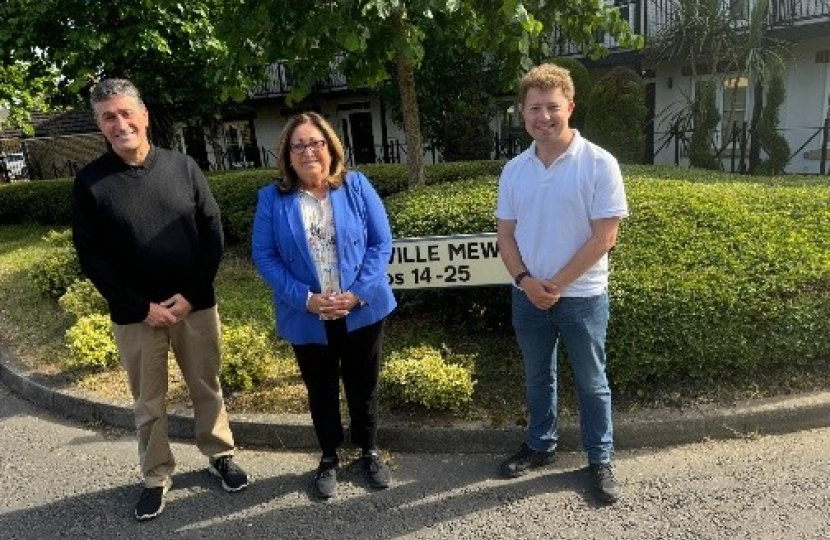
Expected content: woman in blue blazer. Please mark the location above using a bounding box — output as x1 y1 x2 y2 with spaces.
252 112 396 499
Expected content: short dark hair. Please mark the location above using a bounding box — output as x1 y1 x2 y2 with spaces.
275 112 347 192
89 79 146 110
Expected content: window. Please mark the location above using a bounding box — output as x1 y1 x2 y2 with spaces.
224 122 253 168
721 76 748 145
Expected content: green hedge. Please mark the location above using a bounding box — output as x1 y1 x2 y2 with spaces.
0 161 502 242
4 164 828 399
0 180 73 225
384 169 830 391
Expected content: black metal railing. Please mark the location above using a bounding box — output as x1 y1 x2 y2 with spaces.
654 120 830 174
554 1 830 57
251 55 349 98
645 0 830 37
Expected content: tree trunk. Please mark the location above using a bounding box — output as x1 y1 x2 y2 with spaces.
393 37 424 188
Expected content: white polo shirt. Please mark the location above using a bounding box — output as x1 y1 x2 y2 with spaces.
495 131 629 297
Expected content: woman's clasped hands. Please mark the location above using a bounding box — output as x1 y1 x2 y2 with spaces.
308 291 361 320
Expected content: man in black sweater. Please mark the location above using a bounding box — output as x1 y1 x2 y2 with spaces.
72 79 248 522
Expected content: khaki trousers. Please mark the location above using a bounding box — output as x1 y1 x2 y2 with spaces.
113 305 235 488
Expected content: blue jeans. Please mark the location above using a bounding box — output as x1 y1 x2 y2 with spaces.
512 289 614 464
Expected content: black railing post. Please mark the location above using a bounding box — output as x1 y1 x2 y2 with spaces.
673 125 680 166
730 122 738 173
821 117 829 175
739 121 748 174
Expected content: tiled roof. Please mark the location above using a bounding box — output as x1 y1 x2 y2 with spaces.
0 109 98 139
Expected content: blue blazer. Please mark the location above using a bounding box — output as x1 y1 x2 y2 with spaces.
252 171 396 345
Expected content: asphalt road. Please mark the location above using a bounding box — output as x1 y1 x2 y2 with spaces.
1 383 828 540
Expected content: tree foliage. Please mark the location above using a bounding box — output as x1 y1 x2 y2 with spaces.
648 0 790 173
0 64 58 134
0 0 263 132
222 0 640 188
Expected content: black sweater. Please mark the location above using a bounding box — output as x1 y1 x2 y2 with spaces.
72 146 224 324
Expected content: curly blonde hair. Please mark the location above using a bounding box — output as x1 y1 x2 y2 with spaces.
520 63 575 104
275 112 347 192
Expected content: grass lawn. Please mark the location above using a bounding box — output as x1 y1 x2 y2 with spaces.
0 224 535 426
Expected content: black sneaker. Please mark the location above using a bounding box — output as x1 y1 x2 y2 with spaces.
209 456 249 492
312 457 338 499
500 443 556 478
588 462 620 504
361 449 391 489
134 481 171 521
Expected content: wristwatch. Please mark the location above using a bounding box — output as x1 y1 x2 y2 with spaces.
514 271 531 287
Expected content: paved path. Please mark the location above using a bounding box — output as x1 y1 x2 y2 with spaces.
2 384 828 540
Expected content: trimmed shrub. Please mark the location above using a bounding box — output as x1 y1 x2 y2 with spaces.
29 229 83 299
756 70 791 176
0 179 73 225
608 175 830 390
58 279 108 320
358 160 503 197
440 104 493 161
688 78 722 170
208 171 273 248
583 66 647 164
0 161 502 248
385 176 497 237
380 345 475 410
549 57 593 130
385 176 507 329
65 314 119 371
219 324 272 392
385 166 830 395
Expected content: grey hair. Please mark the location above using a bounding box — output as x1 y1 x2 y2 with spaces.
89 79 146 110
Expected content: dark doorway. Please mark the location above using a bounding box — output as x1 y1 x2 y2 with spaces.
184 126 210 170
349 112 376 165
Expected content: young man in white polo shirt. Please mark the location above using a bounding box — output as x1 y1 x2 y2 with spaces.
495 63 629 504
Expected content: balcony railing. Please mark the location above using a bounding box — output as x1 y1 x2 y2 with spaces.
551 1 641 57
251 56 350 98
646 0 830 35
553 0 830 57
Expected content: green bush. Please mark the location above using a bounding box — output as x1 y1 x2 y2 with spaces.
756 70 791 176
29 229 83 299
0 161 503 248
549 57 593 130
59 279 108 320
0 179 73 225
583 66 647 164
688 78 722 170
219 324 273 392
384 167 830 394
208 171 273 248
64 314 119 371
385 176 507 328
440 104 494 161
357 160 503 197
380 345 475 410
385 176 497 237
608 177 830 390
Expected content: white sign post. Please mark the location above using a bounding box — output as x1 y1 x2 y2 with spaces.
387 233 511 290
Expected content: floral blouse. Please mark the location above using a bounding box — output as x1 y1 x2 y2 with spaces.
299 189 341 296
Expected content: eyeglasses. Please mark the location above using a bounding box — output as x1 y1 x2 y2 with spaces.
289 139 327 154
